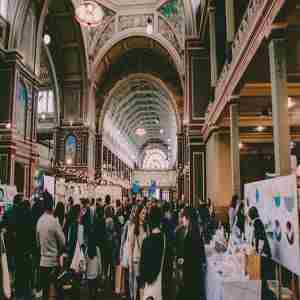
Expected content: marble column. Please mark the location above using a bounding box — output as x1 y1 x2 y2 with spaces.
269 29 291 175
225 0 236 61
229 96 241 198
208 2 218 99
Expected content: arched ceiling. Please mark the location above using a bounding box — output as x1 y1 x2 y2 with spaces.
103 75 178 167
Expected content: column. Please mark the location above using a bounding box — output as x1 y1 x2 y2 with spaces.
225 0 236 61
269 29 291 175
95 134 103 180
230 96 241 198
177 133 184 200
208 1 218 99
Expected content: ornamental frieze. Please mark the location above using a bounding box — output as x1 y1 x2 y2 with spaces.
119 14 153 31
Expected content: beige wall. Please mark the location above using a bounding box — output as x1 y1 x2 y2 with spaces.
206 131 232 219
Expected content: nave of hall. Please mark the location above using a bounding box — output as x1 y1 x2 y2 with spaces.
0 1 300 300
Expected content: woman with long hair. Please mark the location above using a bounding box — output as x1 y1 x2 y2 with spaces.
54 201 65 228
128 204 148 300
178 207 206 300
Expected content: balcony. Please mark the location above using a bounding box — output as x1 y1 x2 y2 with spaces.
203 0 286 139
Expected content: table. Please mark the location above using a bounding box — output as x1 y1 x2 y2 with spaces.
206 254 261 300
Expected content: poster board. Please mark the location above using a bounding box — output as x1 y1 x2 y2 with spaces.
44 175 55 198
0 185 17 218
244 175 300 276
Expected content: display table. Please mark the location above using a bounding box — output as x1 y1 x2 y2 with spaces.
206 253 261 300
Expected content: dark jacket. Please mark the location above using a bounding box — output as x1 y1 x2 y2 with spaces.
182 230 206 300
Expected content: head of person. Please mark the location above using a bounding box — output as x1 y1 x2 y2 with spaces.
104 205 114 219
68 197 74 207
13 194 23 207
148 205 162 231
231 194 239 209
54 201 65 218
134 204 147 236
44 193 54 212
91 198 95 206
182 207 200 234
105 195 111 206
116 199 121 208
96 205 104 219
68 204 81 223
0 188 4 202
248 206 259 221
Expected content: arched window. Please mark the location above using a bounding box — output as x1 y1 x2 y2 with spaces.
65 135 77 165
38 90 55 114
142 149 169 170
16 80 28 136
0 0 8 19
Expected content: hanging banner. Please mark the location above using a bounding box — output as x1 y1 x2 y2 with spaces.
44 176 55 199
245 175 300 276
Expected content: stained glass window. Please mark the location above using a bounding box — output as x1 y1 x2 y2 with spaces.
65 135 77 164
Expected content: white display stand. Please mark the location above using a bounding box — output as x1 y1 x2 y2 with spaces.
245 174 300 276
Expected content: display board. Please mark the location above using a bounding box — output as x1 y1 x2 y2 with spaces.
0 185 17 218
44 175 55 198
244 175 300 276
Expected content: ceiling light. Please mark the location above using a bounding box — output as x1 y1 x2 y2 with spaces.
5 123 11 129
239 142 243 149
155 118 160 124
136 128 146 136
167 138 171 143
66 158 73 165
160 129 164 134
146 17 153 35
256 126 265 132
43 34 51 45
288 97 295 109
41 113 46 120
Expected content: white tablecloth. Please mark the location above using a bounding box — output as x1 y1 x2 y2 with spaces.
206 255 261 300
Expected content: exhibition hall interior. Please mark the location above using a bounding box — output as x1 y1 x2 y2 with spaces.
0 0 300 300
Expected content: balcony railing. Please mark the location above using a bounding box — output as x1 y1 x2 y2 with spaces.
215 0 266 101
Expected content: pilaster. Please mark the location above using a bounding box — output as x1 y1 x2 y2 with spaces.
269 28 291 175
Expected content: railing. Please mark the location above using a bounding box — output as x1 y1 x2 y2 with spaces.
214 0 266 101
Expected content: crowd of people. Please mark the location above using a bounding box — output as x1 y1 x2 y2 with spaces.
0 192 217 300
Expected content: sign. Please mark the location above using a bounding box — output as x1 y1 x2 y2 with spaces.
0 185 17 218
148 180 157 196
245 175 300 276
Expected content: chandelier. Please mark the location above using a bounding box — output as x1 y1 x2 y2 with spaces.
75 1 104 27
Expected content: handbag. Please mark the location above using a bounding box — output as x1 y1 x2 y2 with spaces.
56 270 74 291
0 232 11 299
70 240 86 274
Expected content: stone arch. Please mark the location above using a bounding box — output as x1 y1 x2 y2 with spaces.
91 29 184 84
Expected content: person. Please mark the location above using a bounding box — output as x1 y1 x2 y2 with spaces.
54 202 65 228
228 194 239 230
178 207 206 300
64 204 84 300
36 195 65 300
140 205 166 300
86 224 101 300
128 204 148 300
104 205 117 286
233 202 245 238
248 206 275 299
15 200 34 300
